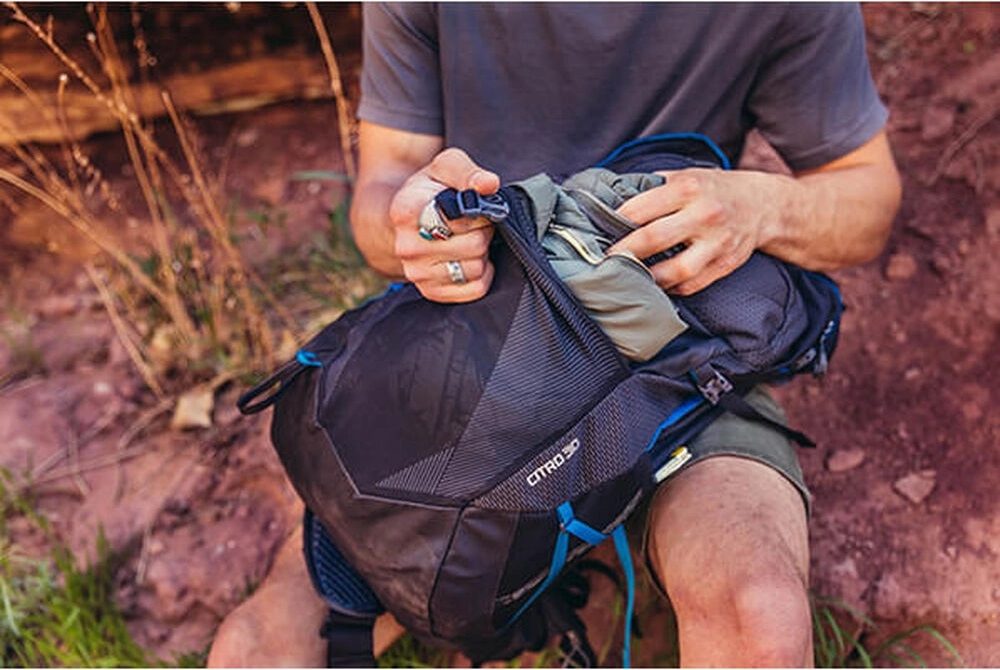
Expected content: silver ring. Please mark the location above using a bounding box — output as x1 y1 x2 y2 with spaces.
445 260 466 285
418 201 453 241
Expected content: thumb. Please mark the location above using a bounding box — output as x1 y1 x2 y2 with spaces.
428 147 500 194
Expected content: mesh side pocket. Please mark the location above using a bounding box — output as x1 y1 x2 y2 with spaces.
677 253 808 369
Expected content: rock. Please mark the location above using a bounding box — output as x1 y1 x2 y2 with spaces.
885 252 918 281
963 402 983 422
893 469 937 504
872 572 907 620
37 294 80 318
235 127 259 147
170 388 214 430
921 105 956 142
986 208 1000 238
251 176 286 205
826 448 867 473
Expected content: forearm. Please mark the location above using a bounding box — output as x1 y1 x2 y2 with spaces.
755 159 901 272
757 130 901 272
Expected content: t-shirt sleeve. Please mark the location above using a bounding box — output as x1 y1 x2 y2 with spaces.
748 3 888 171
358 2 444 136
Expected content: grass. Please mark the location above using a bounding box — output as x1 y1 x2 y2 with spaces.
812 595 965 668
0 472 156 667
0 536 152 667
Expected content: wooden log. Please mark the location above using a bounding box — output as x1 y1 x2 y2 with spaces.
0 4 360 146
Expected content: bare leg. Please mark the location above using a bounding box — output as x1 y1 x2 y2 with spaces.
208 525 328 667
647 456 813 667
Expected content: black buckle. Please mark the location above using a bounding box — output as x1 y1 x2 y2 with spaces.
435 188 510 223
695 368 733 404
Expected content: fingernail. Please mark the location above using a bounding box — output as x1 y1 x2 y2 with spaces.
471 170 498 193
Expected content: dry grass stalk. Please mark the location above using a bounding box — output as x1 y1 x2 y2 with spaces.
306 2 356 182
0 3 309 391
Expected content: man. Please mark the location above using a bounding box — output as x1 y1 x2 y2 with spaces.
210 4 900 666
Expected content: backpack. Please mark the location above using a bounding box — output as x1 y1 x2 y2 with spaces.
237 135 842 667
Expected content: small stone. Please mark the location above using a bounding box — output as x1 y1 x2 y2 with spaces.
893 469 937 504
170 388 214 431
986 208 1000 238
885 252 918 281
826 448 866 473
235 128 259 147
37 295 78 318
896 422 910 440
148 538 166 556
930 253 953 276
963 401 983 421
252 177 286 205
873 573 906 620
920 105 955 142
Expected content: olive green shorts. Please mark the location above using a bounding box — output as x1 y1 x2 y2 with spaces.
637 385 811 599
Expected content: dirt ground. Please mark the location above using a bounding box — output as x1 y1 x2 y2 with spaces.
1 3 999 667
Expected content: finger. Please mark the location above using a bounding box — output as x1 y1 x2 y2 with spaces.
422 226 495 262
427 148 500 195
608 212 691 262
647 241 715 293
616 171 701 225
423 201 496 237
438 257 489 286
667 258 728 296
418 261 495 304
395 227 494 279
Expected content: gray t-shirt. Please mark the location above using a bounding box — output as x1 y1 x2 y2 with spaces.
359 2 888 181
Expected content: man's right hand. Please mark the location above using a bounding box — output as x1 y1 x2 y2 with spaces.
388 148 501 303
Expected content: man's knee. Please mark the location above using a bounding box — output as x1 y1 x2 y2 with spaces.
647 456 812 665
729 569 812 665
663 555 812 666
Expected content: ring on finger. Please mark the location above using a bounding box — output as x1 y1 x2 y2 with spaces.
445 260 467 285
418 201 453 241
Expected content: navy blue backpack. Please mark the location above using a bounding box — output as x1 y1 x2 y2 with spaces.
238 135 842 667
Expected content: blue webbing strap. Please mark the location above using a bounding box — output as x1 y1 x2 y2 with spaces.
612 525 636 668
510 502 638 667
559 503 607 546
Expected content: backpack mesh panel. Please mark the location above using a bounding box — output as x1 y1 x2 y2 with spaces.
475 381 658 511
678 254 807 369
434 280 625 499
322 247 523 499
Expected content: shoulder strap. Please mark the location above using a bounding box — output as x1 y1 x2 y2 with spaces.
321 612 376 668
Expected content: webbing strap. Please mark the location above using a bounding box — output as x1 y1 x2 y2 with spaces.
508 503 605 626
558 502 607 546
510 503 637 668
611 526 636 668
321 611 376 668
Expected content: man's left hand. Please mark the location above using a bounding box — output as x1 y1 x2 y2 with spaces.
609 168 776 295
